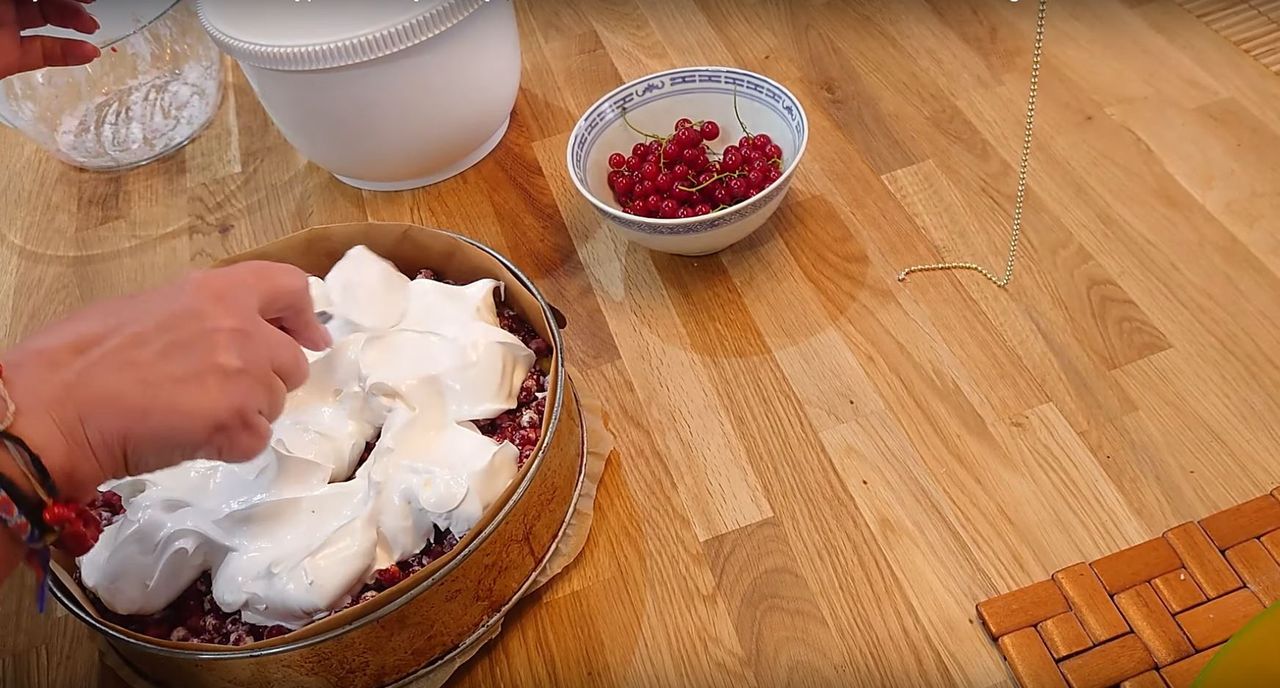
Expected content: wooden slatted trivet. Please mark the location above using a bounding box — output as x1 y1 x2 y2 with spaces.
1176 0 1280 76
978 488 1280 688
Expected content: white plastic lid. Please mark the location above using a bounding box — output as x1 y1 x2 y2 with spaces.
195 0 489 71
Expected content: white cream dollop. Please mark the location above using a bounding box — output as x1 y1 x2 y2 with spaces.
78 246 536 629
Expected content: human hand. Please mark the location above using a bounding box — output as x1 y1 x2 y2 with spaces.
0 262 332 502
0 0 101 80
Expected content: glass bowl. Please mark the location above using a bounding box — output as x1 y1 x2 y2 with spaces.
0 0 224 171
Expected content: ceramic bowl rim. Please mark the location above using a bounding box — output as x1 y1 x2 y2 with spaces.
566 65 809 234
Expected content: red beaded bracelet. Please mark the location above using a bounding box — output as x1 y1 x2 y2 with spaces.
0 362 103 611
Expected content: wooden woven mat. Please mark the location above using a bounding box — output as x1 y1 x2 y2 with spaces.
1177 0 1280 74
977 488 1280 688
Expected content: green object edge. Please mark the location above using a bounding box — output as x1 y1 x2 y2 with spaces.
1191 600 1280 687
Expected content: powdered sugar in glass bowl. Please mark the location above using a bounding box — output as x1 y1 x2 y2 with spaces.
0 0 223 171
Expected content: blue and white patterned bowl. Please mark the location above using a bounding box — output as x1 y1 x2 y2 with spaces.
567 66 808 256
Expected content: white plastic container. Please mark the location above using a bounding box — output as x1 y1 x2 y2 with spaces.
195 0 521 191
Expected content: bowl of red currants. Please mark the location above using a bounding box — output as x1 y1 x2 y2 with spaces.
567 67 807 256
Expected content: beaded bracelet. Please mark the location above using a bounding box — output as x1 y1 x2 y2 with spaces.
0 363 103 612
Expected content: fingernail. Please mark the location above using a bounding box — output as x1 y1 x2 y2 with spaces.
89 15 101 32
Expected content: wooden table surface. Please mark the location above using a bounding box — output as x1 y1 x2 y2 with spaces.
4 0 1280 686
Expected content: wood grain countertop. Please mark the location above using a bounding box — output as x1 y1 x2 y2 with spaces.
4 1 1280 686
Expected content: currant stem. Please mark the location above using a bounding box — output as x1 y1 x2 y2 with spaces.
733 86 753 137
621 110 664 141
676 172 739 192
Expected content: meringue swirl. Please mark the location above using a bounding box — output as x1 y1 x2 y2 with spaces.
78 246 536 628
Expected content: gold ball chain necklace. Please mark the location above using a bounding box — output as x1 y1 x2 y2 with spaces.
897 0 1048 287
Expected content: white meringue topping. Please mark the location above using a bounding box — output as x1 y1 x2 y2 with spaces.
78 246 536 629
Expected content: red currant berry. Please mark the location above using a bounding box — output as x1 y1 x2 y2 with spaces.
57 528 95 556
766 143 783 160
738 135 752 149
659 198 680 218
706 161 721 175
672 187 695 202
690 151 709 171
678 206 694 219
374 565 405 589
615 175 636 197
99 490 124 514
675 117 694 130
636 179 656 197
43 503 75 527
681 147 701 166
608 152 626 170
674 127 700 149
721 150 742 173
607 170 625 190
624 204 641 216
747 169 766 189
752 133 773 151
767 168 781 183
646 194 663 213
712 187 732 206
701 120 720 141
646 140 662 157
631 142 647 158
625 155 641 172
662 141 682 162
656 172 676 193
749 157 769 172
728 177 749 200
640 162 660 181
672 163 691 181
696 171 715 186
694 203 713 216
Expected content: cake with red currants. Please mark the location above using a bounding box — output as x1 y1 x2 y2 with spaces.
74 245 556 647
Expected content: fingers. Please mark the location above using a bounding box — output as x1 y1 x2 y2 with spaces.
260 323 309 393
233 329 296 451
15 0 99 33
228 413 273 461
205 336 295 464
202 353 287 463
209 412 272 462
231 262 333 352
262 374 288 424
1 35 99 79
